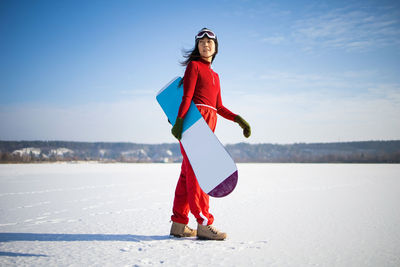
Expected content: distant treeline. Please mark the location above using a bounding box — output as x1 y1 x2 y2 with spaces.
0 140 399 163
225 141 400 163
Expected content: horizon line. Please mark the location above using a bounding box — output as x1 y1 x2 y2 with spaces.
1 139 400 146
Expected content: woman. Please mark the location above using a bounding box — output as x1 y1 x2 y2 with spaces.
170 28 251 240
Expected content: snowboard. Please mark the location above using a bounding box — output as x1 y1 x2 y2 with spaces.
156 77 238 198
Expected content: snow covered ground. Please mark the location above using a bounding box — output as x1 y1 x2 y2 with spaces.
0 163 399 266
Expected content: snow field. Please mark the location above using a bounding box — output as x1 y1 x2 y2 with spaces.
0 163 399 266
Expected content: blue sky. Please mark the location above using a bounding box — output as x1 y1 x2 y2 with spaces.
1 0 399 144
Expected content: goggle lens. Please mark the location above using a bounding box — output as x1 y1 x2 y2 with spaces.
196 31 216 40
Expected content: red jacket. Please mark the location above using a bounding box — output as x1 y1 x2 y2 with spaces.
178 59 237 121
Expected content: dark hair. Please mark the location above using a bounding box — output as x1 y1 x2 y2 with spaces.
180 37 219 66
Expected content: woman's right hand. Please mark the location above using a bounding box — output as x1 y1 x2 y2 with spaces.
171 117 184 140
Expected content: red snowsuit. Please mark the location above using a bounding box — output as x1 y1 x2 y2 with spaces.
171 58 236 226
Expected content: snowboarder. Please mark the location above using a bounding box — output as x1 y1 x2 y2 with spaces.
170 28 251 240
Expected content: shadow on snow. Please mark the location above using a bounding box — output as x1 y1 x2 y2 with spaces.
0 251 48 257
0 233 175 257
0 232 170 243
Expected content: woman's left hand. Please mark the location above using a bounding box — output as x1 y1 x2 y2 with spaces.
234 115 251 138
171 117 184 140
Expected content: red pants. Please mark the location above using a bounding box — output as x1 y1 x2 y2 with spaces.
171 106 217 226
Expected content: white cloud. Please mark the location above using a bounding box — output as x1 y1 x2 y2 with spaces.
291 6 400 52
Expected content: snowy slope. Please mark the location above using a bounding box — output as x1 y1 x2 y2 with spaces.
0 163 399 266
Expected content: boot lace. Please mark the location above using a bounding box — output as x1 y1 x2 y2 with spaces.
207 225 219 235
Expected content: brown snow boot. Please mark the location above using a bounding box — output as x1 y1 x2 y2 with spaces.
197 224 227 240
170 222 197 238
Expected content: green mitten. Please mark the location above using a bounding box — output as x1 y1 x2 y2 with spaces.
171 117 184 140
234 115 251 138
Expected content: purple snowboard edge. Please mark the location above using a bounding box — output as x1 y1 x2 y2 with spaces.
207 170 238 198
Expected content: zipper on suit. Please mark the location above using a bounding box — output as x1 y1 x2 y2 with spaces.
209 66 215 85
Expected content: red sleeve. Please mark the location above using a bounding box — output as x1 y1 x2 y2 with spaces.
216 87 237 121
177 62 198 119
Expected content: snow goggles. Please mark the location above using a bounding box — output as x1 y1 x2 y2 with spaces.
195 29 216 40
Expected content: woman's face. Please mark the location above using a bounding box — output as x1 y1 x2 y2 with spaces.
198 37 215 61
